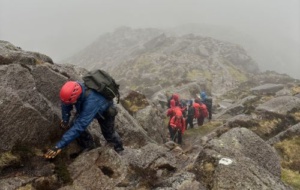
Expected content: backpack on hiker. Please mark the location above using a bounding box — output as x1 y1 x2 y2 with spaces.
193 103 200 119
203 97 212 109
199 103 209 118
83 69 120 103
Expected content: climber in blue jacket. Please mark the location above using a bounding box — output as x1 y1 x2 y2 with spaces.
44 81 123 159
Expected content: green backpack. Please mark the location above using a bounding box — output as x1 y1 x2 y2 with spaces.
82 69 120 103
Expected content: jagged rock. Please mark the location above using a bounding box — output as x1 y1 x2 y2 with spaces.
192 128 291 189
295 93 300 98
216 95 257 119
2 37 298 190
66 27 260 98
250 83 284 95
275 88 292 96
0 177 37 190
142 85 163 98
153 172 206 190
0 40 53 65
256 96 300 115
114 104 156 148
58 147 127 190
267 122 300 145
0 63 63 152
135 106 168 143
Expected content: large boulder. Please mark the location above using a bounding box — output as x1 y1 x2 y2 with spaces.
191 128 290 189
250 83 284 95
256 96 300 115
267 122 300 145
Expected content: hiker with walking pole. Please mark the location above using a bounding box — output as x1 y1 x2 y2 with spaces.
169 110 186 145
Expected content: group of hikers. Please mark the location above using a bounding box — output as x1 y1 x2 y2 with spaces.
166 92 212 145
43 69 212 159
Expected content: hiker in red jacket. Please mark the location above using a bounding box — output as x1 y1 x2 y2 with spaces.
168 93 180 108
195 98 209 126
169 110 186 144
166 100 180 139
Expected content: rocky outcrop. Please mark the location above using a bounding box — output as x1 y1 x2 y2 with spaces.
192 128 290 190
251 83 285 95
2 39 298 189
66 27 260 98
256 96 300 115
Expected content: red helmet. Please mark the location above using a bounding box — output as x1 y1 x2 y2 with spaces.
59 81 82 104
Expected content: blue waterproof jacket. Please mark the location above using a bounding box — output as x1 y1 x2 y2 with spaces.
56 82 112 149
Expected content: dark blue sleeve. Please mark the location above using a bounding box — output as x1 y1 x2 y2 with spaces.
61 103 73 123
56 94 109 149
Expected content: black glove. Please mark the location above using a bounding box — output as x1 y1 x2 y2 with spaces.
44 146 62 159
60 120 70 130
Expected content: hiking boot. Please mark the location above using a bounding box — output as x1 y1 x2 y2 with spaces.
114 146 124 153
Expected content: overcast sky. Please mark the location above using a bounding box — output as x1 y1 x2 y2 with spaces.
0 0 299 65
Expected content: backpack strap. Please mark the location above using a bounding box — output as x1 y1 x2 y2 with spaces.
85 85 120 103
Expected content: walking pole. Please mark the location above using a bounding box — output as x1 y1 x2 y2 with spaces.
172 128 179 142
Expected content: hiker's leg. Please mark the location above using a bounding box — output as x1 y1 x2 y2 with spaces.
188 117 193 128
96 114 123 151
208 107 212 120
185 119 189 130
168 120 173 138
76 130 95 150
198 116 204 126
190 118 194 128
177 131 182 144
170 127 175 141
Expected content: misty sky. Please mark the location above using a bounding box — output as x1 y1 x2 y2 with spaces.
0 0 299 64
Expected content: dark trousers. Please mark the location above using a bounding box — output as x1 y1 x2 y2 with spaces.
73 112 123 151
171 128 182 144
197 116 205 126
96 114 123 151
207 107 212 120
69 115 95 150
77 131 95 150
186 116 194 129
168 125 173 138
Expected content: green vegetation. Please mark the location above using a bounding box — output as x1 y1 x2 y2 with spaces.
223 59 248 82
184 121 222 137
186 69 203 80
54 157 72 184
291 85 300 95
281 168 300 190
120 91 149 115
16 184 33 190
275 137 300 189
203 70 212 81
0 151 19 169
11 141 34 164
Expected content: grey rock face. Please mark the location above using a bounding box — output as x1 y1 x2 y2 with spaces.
267 122 300 145
250 83 284 95
192 128 290 190
1 39 296 190
256 96 300 115
135 105 169 144
0 40 53 65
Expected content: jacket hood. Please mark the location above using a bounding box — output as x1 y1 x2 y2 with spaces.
172 94 179 101
200 92 207 100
